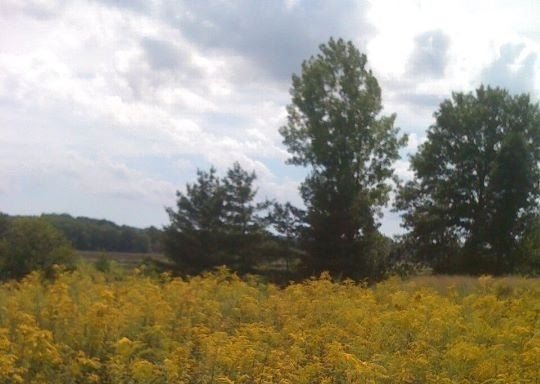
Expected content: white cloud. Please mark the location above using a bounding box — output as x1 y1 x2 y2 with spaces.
1 0 539 235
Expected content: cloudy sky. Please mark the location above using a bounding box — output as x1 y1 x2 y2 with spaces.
1 0 539 235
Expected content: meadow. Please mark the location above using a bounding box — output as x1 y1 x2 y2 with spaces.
77 250 169 268
0 265 538 383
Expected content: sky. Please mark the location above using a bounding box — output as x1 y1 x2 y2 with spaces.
1 0 539 235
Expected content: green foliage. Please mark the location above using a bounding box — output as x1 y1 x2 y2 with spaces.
164 162 272 274
144 226 163 253
516 217 540 275
94 253 112 273
396 86 540 274
0 218 76 279
164 166 229 274
280 37 407 279
0 213 8 237
270 202 305 241
223 163 262 234
268 202 307 272
41 214 161 253
221 163 273 272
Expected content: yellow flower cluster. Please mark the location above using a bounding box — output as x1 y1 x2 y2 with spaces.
0 267 538 383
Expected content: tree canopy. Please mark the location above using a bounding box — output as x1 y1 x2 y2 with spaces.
164 162 270 274
280 37 407 279
396 86 540 274
0 217 76 279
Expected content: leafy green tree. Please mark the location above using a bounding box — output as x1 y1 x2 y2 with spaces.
268 202 306 273
223 162 265 234
221 162 271 272
279 38 407 278
396 86 540 274
0 218 76 279
516 217 540 275
270 203 306 243
164 163 270 274
164 167 226 274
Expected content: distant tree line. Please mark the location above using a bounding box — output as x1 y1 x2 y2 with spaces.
0 213 163 254
164 38 540 279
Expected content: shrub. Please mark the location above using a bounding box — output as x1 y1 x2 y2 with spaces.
0 218 76 279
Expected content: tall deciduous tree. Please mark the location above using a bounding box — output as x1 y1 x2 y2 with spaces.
396 86 540 274
280 38 407 278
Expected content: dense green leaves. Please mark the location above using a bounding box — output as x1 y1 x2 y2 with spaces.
41 214 161 253
396 86 540 274
280 38 407 278
164 167 226 273
164 163 271 274
268 202 307 272
517 217 540 274
223 163 268 235
0 218 76 279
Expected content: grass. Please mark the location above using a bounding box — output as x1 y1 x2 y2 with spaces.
76 250 169 268
402 274 540 296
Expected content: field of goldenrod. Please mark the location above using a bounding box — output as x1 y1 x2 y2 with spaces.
0 266 538 383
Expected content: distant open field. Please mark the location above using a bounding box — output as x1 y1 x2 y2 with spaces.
405 274 540 295
77 250 169 267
